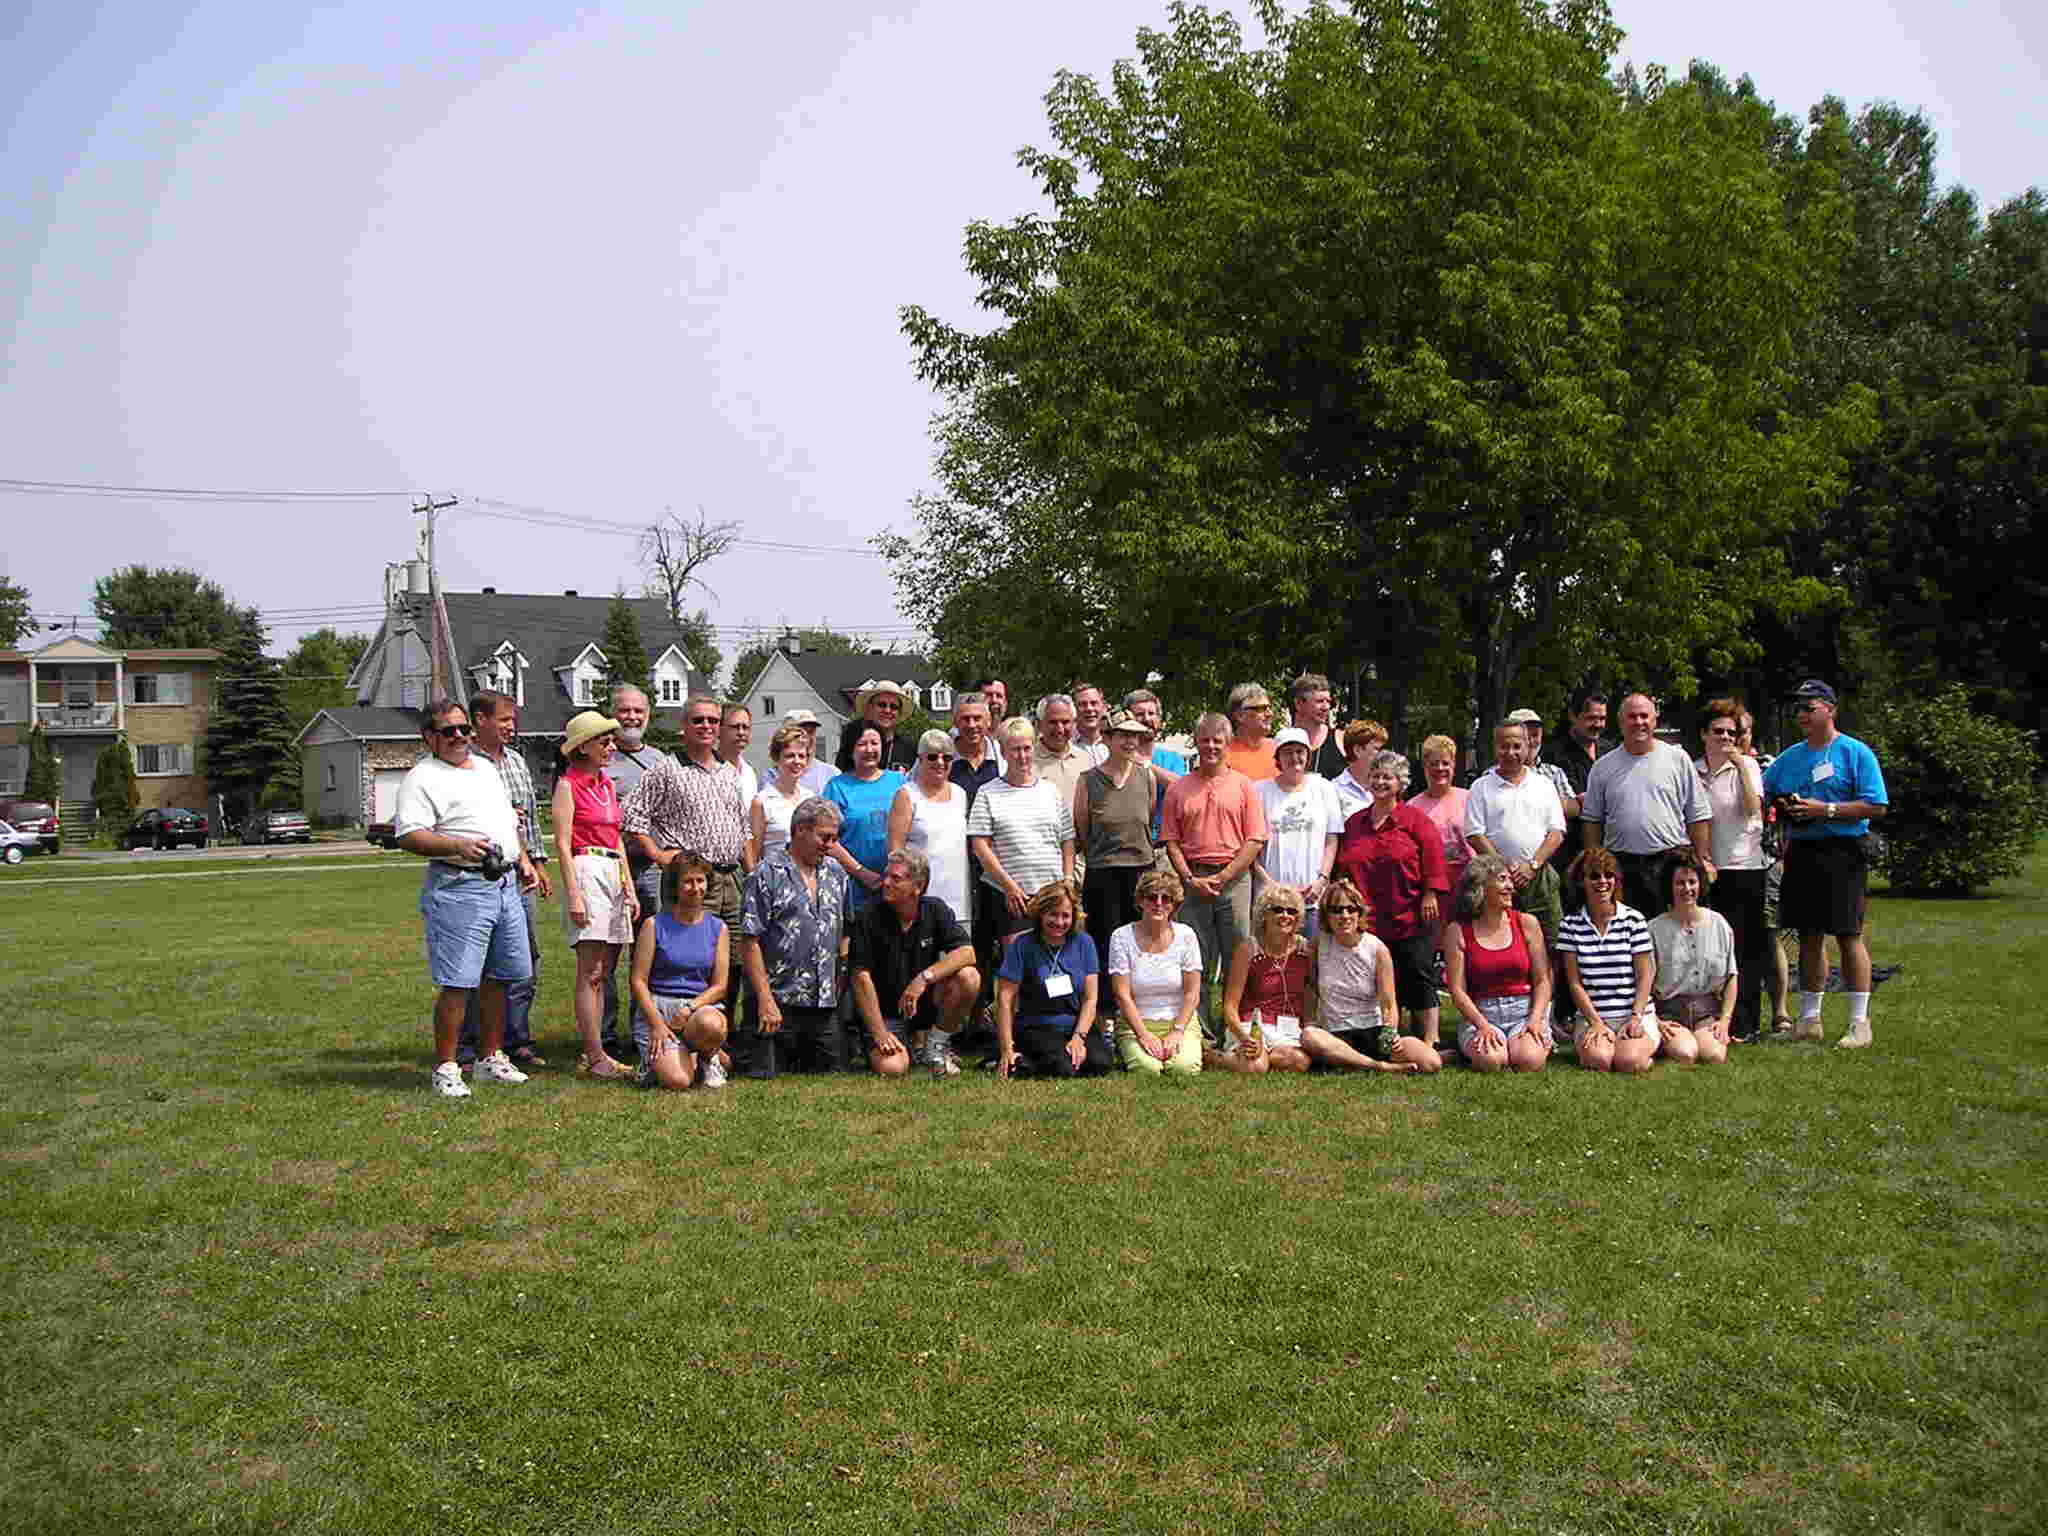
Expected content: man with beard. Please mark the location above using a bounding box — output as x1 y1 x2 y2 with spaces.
600 684 669 1058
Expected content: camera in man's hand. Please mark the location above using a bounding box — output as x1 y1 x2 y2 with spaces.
475 845 511 881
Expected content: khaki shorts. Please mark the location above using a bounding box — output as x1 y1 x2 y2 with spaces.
564 853 634 946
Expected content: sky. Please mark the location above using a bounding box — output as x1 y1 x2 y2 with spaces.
3 0 2042 676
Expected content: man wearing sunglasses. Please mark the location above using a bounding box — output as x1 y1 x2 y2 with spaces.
393 698 539 1099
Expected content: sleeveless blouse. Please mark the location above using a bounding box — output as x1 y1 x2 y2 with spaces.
649 911 722 998
1241 944 1310 1024
1314 931 1384 1030
903 779 971 925
1459 914 1533 998
754 781 802 859
565 764 623 851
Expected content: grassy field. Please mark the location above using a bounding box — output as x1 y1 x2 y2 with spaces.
2 849 2043 1534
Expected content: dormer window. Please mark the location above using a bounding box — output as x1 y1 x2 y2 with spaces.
930 682 953 714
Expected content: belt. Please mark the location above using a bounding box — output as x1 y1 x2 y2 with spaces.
707 861 741 874
575 846 622 860
1188 860 1232 874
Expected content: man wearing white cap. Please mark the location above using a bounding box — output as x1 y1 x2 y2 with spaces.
782 709 836 796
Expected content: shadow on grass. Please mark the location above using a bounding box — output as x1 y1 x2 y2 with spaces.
281 1050 427 1091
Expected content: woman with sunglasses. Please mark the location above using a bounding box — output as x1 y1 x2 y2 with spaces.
887 729 971 926
1073 711 1160 963
1443 854 1553 1072
825 720 909 913
1558 847 1657 1073
1211 883 1314 1074
1106 867 1204 1075
1695 697 1767 1041
1301 878 1441 1073
554 709 637 1079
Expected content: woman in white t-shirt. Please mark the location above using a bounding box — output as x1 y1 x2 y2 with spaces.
1256 728 1343 937
749 725 812 868
1105 867 1204 1075
887 729 972 926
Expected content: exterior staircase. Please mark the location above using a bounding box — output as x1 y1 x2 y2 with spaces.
59 799 96 847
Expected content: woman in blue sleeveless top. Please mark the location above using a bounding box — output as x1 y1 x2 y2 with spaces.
629 851 731 1090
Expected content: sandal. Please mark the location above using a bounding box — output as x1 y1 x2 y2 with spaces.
509 1047 546 1069
579 1053 631 1080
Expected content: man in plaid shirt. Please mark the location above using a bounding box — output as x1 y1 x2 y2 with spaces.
457 691 552 1069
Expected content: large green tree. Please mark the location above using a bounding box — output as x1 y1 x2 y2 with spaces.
890 0 1873 733
203 630 297 815
93 567 264 651
281 628 370 733
0 578 31 648
599 592 652 710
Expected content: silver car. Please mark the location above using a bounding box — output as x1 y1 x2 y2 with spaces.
0 820 37 865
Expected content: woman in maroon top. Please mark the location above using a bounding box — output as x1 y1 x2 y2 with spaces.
1213 883 1313 1074
554 710 637 1079
1335 749 1450 1045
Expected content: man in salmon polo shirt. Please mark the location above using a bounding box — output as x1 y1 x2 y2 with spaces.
1163 711 1268 1043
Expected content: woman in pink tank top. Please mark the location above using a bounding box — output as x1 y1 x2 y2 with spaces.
1444 854 1553 1074
553 710 637 1079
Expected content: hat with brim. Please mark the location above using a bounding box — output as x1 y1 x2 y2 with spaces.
1505 708 1543 726
560 710 622 758
782 709 821 727
1106 710 1152 738
853 680 907 717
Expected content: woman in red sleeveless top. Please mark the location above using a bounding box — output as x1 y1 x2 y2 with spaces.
553 710 637 1079
1213 884 1313 1074
1444 854 1553 1073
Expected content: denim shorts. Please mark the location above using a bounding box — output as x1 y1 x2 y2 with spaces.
1457 993 1543 1056
421 865 534 989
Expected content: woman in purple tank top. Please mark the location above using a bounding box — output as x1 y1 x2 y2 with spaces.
629 851 730 1090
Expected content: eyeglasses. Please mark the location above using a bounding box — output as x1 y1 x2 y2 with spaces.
872 699 901 711
687 715 721 727
432 723 474 739
1585 872 1618 884
1324 904 1361 915
923 752 953 762
1139 891 1176 904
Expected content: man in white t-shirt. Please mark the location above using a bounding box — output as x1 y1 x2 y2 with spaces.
1464 719 1567 944
394 697 540 1099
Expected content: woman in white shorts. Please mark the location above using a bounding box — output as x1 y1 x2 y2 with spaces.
1212 883 1314 1074
1301 878 1441 1073
553 710 637 1079
1443 855 1553 1073
1558 847 1658 1074
1105 867 1204 1075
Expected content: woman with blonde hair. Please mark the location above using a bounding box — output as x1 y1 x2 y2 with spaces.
887 727 971 925
554 709 637 1079
995 878 1109 1078
1105 866 1203 1075
749 724 813 867
1211 882 1314 1074
1302 878 1441 1073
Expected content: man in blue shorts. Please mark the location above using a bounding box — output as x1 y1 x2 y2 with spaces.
1762 680 1889 1049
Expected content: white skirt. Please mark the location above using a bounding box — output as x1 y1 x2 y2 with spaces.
564 853 633 946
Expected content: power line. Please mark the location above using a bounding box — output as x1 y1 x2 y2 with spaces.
461 495 887 558
0 477 416 502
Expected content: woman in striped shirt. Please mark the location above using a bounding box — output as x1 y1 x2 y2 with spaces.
1558 847 1657 1074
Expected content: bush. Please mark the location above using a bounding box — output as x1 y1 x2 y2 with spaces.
24 724 59 803
1861 684 2046 895
92 737 139 830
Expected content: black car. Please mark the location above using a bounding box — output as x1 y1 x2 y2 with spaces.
126 807 210 850
0 798 60 855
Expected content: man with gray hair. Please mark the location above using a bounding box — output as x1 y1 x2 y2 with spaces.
599 682 670 1057
1163 710 1268 1039
848 846 980 1078
948 690 1001 808
1224 682 1278 781
1031 692 1092 809
739 796 851 1075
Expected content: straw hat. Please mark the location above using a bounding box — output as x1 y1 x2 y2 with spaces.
852 679 908 717
560 710 622 758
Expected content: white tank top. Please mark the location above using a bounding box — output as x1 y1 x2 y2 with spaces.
1315 930 1383 1031
905 780 971 926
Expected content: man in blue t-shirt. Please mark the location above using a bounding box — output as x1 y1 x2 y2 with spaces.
1762 679 1889 1049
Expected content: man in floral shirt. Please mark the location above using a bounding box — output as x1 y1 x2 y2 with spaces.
739 797 850 1076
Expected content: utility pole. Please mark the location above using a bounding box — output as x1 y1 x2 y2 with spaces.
416 494 459 702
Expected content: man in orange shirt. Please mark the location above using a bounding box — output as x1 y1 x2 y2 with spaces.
1222 682 1278 781
1164 711 1268 1041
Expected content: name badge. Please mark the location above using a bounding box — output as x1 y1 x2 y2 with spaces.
1812 761 1835 783
1043 971 1074 999
1276 1014 1299 1034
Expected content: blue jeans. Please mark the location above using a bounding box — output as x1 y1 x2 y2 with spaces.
420 865 532 988
458 885 541 1062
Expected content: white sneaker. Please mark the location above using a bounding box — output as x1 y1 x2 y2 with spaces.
472 1050 530 1086
431 1062 471 1099
698 1055 727 1090
1793 1015 1825 1042
1836 1022 1872 1049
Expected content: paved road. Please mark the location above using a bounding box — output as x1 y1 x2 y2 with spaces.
64 839 394 864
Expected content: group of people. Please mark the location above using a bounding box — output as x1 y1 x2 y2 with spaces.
391 669 1887 1098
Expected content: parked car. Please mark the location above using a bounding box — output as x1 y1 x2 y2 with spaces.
0 820 38 864
0 798 60 855
366 820 399 849
126 807 210 850
241 809 312 845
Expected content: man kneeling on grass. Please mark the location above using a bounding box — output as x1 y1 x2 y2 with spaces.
848 848 980 1078
394 697 541 1099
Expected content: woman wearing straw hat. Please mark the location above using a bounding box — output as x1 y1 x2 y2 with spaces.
836 680 917 773
554 709 637 1079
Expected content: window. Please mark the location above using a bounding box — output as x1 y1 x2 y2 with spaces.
761 695 775 719
130 673 193 705
930 683 953 713
903 682 922 707
659 676 682 704
324 762 338 791
136 743 193 776
578 676 594 705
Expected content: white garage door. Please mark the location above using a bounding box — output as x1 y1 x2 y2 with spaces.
371 768 406 822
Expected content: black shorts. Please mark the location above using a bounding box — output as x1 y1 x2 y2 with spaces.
1780 837 1867 938
1331 1024 1401 1062
1384 932 1441 1011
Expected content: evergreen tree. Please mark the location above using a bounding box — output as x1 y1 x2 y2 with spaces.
24 723 60 803
92 736 139 832
203 631 297 817
599 592 651 710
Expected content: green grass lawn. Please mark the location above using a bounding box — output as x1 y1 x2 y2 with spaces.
2 849 2043 1533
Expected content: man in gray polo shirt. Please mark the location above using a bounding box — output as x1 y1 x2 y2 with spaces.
1580 692 1713 918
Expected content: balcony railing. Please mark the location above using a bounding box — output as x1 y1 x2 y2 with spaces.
35 703 118 730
